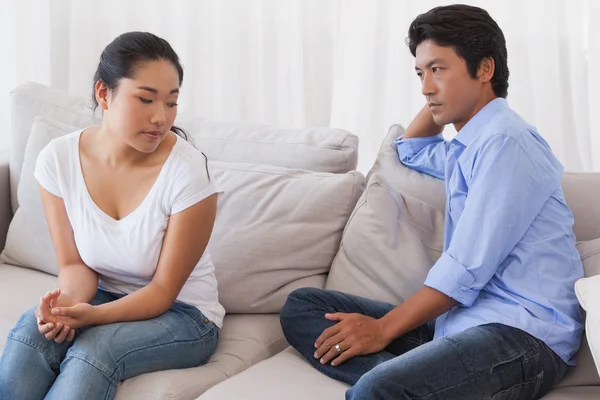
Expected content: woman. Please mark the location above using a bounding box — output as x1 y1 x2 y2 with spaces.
0 31 224 399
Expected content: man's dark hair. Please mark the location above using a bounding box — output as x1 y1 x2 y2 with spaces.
407 5 509 98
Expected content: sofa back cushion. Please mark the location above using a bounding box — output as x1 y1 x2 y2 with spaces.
209 161 365 312
1 117 73 274
9 82 359 212
2 116 366 313
325 125 445 302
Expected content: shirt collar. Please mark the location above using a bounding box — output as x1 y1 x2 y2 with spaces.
453 98 508 147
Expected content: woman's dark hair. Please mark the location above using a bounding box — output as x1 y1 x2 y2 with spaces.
92 31 210 179
406 5 509 98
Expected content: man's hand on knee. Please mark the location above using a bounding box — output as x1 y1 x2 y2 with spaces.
313 313 390 367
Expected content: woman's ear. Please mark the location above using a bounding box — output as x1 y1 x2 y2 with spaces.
95 80 109 110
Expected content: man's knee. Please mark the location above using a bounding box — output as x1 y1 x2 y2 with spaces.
283 287 329 313
346 361 412 400
281 288 325 324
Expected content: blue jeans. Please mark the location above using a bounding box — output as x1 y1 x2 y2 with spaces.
281 288 569 400
0 289 219 400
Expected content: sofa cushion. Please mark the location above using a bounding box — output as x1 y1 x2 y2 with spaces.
0 264 58 350
541 387 600 400
574 239 600 379
0 263 288 399
209 161 365 313
1 117 74 274
198 346 600 400
9 82 359 211
561 174 600 242
1 116 366 312
198 347 349 400
8 83 98 211
181 117 358 174
578 238 600 277
325 174 444 304
114 314 287 399
367 124 446 212
325 124 444 303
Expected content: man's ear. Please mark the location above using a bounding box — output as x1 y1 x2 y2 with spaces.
477 57 495 83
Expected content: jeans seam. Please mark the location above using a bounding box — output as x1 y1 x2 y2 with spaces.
414 369 492 400
440 337 474 375
112 326 217 379
7 333 61 369
65 351 118 384
490 371 544 400
63 353 118 400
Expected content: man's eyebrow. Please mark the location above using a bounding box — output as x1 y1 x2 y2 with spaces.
415 58 444 70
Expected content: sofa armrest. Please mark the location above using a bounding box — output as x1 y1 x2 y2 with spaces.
0 150 12 252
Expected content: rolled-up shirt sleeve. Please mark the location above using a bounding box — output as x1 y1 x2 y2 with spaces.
395 134 449 180
424 133 553 307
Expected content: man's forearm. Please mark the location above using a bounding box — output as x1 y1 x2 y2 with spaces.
379 286 458 342
57 264 99 304
404 104 445 139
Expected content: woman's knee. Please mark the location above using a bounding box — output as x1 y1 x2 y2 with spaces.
4 307 68 369
7 307 45 344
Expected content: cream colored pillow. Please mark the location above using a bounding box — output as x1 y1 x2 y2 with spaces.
1 117 77 275
182 117 359 174
209 162 365 313
325 124 445 303
574 238 600 378
325 173 443 304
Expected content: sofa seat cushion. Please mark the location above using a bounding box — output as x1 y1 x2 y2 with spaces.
198 346 600 400
0 264 288 399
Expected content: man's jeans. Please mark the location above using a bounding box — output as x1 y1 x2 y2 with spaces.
281 287 569 400
0 289 219 400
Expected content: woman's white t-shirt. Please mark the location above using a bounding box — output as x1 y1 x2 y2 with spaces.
34 129 225 328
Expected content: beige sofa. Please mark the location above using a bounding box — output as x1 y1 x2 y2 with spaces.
200 125 600 399
1 82 599 399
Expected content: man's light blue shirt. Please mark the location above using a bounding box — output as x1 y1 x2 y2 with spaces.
396 98 583 365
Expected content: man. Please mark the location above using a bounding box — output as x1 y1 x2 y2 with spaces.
280 4 583 400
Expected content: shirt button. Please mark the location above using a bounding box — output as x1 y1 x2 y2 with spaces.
203 318 209 323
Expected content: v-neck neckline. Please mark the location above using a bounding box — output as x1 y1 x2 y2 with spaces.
75 128 178 226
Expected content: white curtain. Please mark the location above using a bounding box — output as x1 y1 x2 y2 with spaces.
1 0 598 172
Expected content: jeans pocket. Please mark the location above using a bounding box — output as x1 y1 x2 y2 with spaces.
174 302 216 338
491 371 544 400
191 311 216 337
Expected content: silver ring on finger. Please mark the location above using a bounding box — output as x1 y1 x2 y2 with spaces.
335 343 342 353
